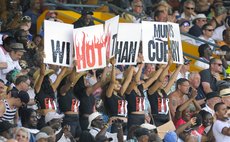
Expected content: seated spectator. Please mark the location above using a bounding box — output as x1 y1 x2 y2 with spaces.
178 19 196 45
19 16 33 41
0 121 16 140
194 44 212 70
196 24 216 49
198 110 213 135
122 0 146 23
202 92 222 116
212 16 230 41
153 10 167 22
73 9 94 28
180 0 196 23
212 102 230 142
199 58 222 95
15 127 30 142
188 14 207 37
219 88 230 108
35 132 50 142
210 6 227 29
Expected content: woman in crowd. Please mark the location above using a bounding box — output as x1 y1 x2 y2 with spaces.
104 57 134 133
148 55 182 126
58 67 86 139
34 63 67 129
15 127 30 142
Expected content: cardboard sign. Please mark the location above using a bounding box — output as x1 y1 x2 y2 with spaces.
73 25 107 72
168 22 183 64
44 20 74 67
104 16 119 59
115 23 141 65
142 21 183 64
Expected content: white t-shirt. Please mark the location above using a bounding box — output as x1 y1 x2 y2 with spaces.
212 119 230 142
212 25 226 41
194 57 210 70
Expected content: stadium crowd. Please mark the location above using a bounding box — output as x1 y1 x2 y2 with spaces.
0 0 230 142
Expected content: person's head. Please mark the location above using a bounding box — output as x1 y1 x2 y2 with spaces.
214 102 228 119
210 58 222 73
144 63 156 76
45 112 64 130
32 34 42 46
15 127 30 142
189 72 201 89
131 0 143 14
88 112 104 129
80 9 94 26
193 14 207 28
14 29 28 45
202 24 214 38
40 126 56 142
6 69 22 85
199 110 213 127
178 19 191 33
0 121 15 139
183 0 195 16
35 132 50 142
2 36 16 52
154 10 167 22
181 106 192 121
9 43 25 61
21 108 37 129
214 6 227 20
223 28 230 45
176 78 190 94
219 88 230 107
7 0 19 9
30 0 41 11
15 75 30 92
134 128 150 142
11 90 30 108
220 45 230 60
206 92 222 109
19 16 32 32
198 44 212 58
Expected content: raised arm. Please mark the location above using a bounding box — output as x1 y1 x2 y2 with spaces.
164 64 182 93
51 67 68 92
106 58 116 98
34 63 46 93
120 65 134 96
142 64 164 90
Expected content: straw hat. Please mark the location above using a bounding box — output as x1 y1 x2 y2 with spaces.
33 69 55 87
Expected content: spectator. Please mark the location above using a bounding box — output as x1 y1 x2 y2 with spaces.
122 0 146 23
35 132 50 142
153 10 167 22
198 110 213 135
73 9 95 28
15 127 30 142
188 14 207 37
23 0 41 35
212 102 230 142
180 0 196 23
19 16 33 41
199 58 222 94
202 92 222 116
196 23 216 49
177 56 191 80
194 44 212 70
0 121 16 140
219 88 230 108
178 19 196 45
210 6 227 29
1 43 25 83
0 90 30 122
189 72 206 107
11 75 31 93
212 16 230 41
169 78 191 119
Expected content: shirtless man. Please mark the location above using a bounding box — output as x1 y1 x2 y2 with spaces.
169 78 196 120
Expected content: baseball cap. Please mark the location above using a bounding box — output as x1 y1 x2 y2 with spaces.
194 14 207 20
45 112 64 124
177 19 190 27
35 132 50 141
206 92 221 100
0 121 17 133
88 112 102 129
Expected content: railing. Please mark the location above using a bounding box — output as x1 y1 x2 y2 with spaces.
45 0 217 64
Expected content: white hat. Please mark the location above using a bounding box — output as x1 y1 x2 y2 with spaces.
194 14 207 20
45 112 64 123
140 123 157 130
220 88 230 97
36 132 50 141
88 112 102 129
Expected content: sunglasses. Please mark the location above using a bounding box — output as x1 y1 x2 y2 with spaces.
186 7 194 10
21 16 31 21
206 29 214 32
135 5 143 8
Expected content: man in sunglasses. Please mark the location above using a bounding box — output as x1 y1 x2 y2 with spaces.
199 58 223 95
181 0 196 23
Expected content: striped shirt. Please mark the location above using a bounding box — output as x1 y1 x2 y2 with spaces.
0 99 17 122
